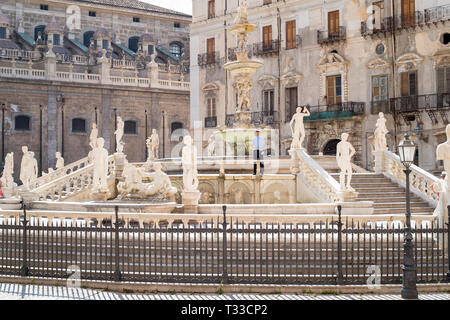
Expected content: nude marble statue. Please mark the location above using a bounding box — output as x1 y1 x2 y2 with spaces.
55 152 64 170
115 116 124 153
336 133 356 191
89 123 98 149
437 124 450 189
182 135 199 192
290 106 310 150
20 147 38 190
374 112 388 151
1 152 15 189
91 137 109 193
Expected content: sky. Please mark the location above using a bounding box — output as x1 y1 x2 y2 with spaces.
142 0 192 15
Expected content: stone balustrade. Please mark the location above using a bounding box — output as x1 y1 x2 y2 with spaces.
0 48 34 60
0 65 190 91
111 58 136 69
375 150 440 206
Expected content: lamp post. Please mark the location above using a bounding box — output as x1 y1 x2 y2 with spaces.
398 134 418 299
1 103 6 174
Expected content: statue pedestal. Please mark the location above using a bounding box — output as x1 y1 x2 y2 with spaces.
373 150 387 173
20 191 39 205
337 190 359 202
90 191 111 201
182 191 201 213
234 111 252 128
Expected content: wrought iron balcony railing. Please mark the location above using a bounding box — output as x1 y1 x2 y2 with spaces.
227 45 254 61
285 35 302 50
317 27 346 45
198 52 222 67
226 111 278 128
361 5 450 37
252 40 280 56
370 100 391 115
390 93 450 113
285 102 365 122
204 116 217 128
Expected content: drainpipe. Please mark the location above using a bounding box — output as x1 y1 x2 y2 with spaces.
391 0 398 151
277 8 282 156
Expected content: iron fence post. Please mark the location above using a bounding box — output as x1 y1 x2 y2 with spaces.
447 206 450 282
21 201 29 277
113 205 122 281
336 205 344 285
222 205 228 284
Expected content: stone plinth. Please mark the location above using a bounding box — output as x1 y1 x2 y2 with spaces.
90 192 111 201
234 111 252 128
113 153 126 178
2 186 17 198
373 150 387 173
337 190 359 202
182 191 201 213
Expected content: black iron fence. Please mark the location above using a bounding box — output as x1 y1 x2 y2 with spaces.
0 205 448 285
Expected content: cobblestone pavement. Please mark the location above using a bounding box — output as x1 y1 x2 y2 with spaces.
0 283 448 300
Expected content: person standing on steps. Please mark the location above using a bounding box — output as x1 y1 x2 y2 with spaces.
252 130 265 175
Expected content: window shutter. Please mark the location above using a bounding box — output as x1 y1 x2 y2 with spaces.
401 73 409 96
328 11 339 35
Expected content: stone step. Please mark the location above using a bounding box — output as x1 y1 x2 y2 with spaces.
374 207 435 214
352 182 399 188
372 202 432 209
358 197 424 203
354 187 405 193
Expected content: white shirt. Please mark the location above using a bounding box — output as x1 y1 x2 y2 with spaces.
252 136 265 151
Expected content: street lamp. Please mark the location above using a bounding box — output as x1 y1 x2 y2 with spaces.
398 134 418 299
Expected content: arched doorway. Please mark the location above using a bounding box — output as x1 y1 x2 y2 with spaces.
323 139 340 156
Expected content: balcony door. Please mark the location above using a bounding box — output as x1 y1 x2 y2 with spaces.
286 20 296 49
328 10 339 38
327 75 342 106
263 90 275 115
285 87 297 121
207 38 215 64
437 67 450 108
372 75 388 112
400 71 418 112
263 25 272 50
401 0 415 28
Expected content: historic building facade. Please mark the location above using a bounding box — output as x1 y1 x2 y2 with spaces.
190 0 450 172
0 0 191 179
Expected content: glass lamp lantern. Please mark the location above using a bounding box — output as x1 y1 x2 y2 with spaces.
398 134 416 168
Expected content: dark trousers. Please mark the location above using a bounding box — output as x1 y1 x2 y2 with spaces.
253 150 264 175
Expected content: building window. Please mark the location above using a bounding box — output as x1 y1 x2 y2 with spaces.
286 20 296 49
400 71 417 96
171 122 183 134
208 0 215 19
72 118 86 133
285 87 298 121
15 115 31 131
401 0 415 28
328 10 340 37
206 38 215 63
0 27 6 39
34 25 46 41
128 37 139 53
83 31 94 48
170 43 182 58
89 11 96 17
40 4 49 10
133 17 140 23
263 90 275 114
372 75 388 102
441 33 450 45
102 40 108 50
263 25 272 49
437 67 450 94
53 34 60 46
174 22 181 28
148 45 154 55
327 75 342 104
124 120 137 134
207 97 216 117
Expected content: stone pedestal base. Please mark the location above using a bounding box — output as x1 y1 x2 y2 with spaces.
234 111 252 128
114 153 126 178
20 191 39 206
373 150 387 173
90 191 111 201
182 191 201 213
337 190 359 202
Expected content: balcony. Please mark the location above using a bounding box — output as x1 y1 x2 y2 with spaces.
286 102 365 122
361 5 450 38
370 100 390 114
252 40 280 57
390 93 450 114
204 116 217 128
198 52 222 68
227 45 254 61
317 27 346 45
285 35 302 50
226 111 278 128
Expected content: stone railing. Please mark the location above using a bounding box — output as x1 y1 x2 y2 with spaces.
32 155 115 201
111 59 136 69
0 66 190 91
0 48 35 60
376 150 439 206
292 149 341 203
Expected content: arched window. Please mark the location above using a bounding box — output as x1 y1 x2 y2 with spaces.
83 31 94 48
34 25 46 41
171 122 183 134
14 115 31 131
323 139 341 156
124 120 137 134
128 37 139 53
72 118 86 133
170 42 182 58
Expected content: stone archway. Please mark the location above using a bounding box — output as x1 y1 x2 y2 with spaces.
323 139 341 156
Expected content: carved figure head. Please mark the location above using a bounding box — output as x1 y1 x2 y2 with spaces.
341 133 349 141
22 146 28 153
97 137 105 148
183 135 192 145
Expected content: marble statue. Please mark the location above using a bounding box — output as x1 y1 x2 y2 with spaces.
436 124 450 190
234 0 248 25
117 161 176 201
31 152 38 181
149 129 159 159
236 80 252 112
289 106 310 150
20 147 38 190
374 112 388 151
91 137 109 193
55 152 64 170
1 152 16 189
182 135 199 192
115 116 124 153
336 133 356 191
207 135 215 157
89 123 98 149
